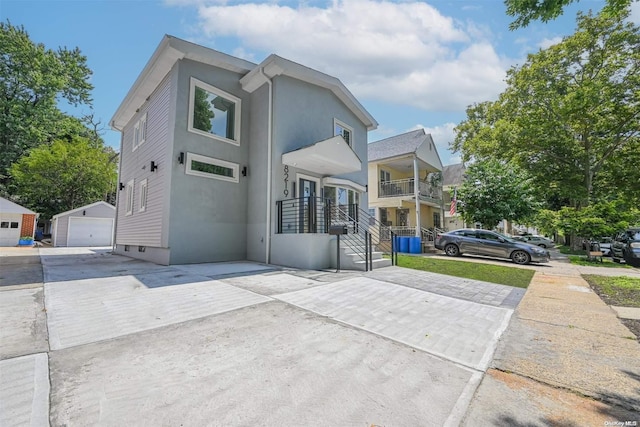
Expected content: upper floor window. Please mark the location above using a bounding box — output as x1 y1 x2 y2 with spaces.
132 112 147 152
380 169 391 183
334 119 353 147
188 77 241 146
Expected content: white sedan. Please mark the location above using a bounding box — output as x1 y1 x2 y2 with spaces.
518 235 555 248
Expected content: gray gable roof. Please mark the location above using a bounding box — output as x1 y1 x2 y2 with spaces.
368 129 431 161
0 196 36 215
442 163 466 187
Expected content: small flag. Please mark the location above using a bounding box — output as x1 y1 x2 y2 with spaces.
450 188 457 216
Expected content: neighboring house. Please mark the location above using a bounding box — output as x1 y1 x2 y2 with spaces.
367 129 444 245
110 35 377 269
442 163 467 231
0 197 37 246
51 201 115 247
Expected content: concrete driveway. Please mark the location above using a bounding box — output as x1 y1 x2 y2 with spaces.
1 247 524 426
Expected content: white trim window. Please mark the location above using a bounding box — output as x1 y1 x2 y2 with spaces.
132 112 147 151
185 152 239 183
139 112 147 147
324 185 360 222
139 179 148 212
133 122 140 151
188 77 241 146
125 179 135 216
334 119 353 147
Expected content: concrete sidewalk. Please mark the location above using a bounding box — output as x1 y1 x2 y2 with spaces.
462 267 640 425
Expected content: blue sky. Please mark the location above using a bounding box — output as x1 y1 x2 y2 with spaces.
3 0 636 165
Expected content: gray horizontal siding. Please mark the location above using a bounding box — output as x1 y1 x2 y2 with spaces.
116 71 172 247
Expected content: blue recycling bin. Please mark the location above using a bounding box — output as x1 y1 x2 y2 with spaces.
399 237 410 253
409 237 422 254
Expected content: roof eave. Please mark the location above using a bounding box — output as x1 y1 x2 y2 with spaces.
110 36 256 131
240 55 378 131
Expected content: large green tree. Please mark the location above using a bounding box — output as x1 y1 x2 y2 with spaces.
453 10 640 209
505 0 636 29
9 137 117 219
457 159 539 229
0 21 93 190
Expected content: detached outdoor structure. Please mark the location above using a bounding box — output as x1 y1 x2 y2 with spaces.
110 35 394 270
51 201 115 247
0 197 37 246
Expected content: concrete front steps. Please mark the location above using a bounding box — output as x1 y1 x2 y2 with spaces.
330 244 392 271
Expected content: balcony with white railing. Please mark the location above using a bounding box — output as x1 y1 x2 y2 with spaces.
379 179 442 205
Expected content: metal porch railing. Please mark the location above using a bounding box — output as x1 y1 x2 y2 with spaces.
379 179 442 201
275 197 398 270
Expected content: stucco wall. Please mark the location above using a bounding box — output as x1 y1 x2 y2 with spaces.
167 59 250 264
246 84 269 263
270 75 369 222
270 234 332 270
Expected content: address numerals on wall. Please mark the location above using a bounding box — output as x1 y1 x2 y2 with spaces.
283 165 289 197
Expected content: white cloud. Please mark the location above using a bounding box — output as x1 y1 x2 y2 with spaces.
174 0 510 111
538 36 562 49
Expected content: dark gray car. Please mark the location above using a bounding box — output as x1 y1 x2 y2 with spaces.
434 229 550 265
611 228 640 267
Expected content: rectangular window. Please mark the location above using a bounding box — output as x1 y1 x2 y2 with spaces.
139 113 147 147
0 222 8 228
133 122 140 151
125 179 134 216
188 77 241 146
139 179 148 212
380 208 388 225
10 222 19 228
380 169 390 183
132 112 147 151
334 119 353 147
185 152 239 183
433 212 441 228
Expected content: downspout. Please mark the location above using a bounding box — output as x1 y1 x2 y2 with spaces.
260 67 273 264
112 130 124 252
413 155 421 237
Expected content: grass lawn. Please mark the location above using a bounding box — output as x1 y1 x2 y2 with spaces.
568 255 631 268
397 255 534 288
558 245 586 255
583 275 640 307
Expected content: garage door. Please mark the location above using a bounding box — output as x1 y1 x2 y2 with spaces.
67 217 114 247
0 214 21 246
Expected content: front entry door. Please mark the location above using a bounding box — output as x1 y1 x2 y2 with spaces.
299 178 317 233
396 209 409 226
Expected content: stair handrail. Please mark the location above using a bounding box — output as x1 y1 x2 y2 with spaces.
330 203 397 266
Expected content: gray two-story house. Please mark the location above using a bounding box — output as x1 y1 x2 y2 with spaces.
110 36 377 269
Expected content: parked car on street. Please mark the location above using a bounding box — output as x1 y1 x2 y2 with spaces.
588 237 612 256
611 228 640 267
512 235 555 248
434 229 550 265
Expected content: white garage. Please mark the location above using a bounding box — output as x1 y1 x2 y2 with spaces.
0 197 38 247
0 213 22 246
52 201 115 247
